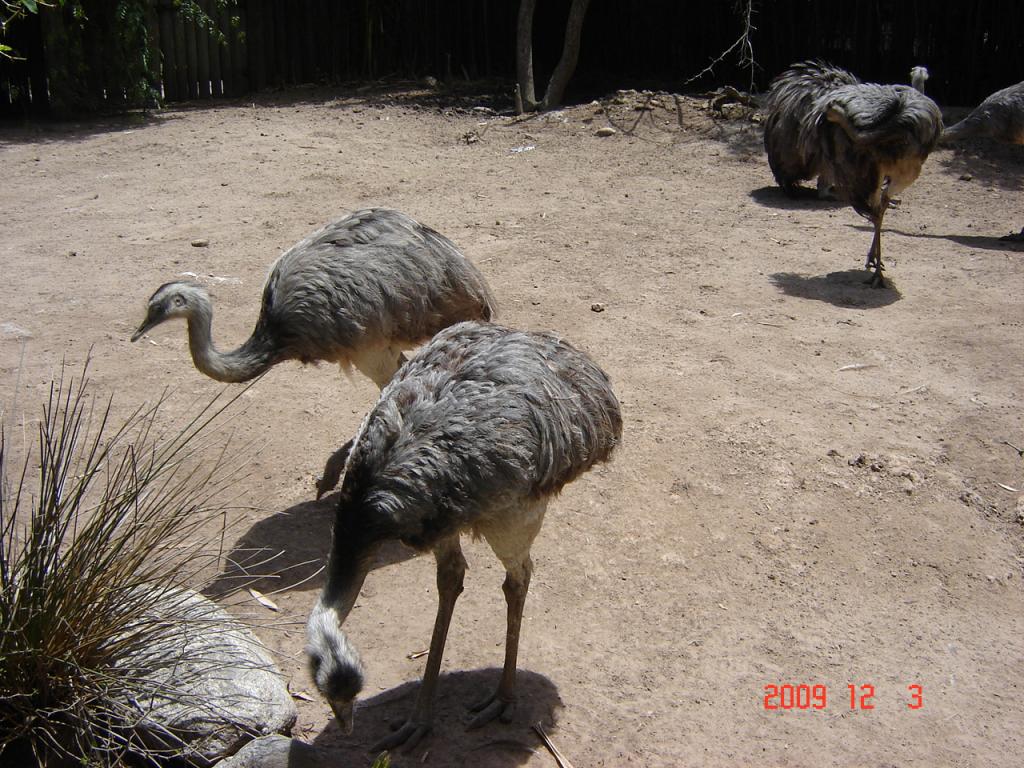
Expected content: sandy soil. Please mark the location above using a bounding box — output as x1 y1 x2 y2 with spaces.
2 84 1023 767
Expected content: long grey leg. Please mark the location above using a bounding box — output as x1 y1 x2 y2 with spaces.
866 178 892 288
373 536 466 751
469 499 547 729
468 557 532 728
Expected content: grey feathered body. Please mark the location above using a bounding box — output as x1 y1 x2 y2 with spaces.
307 321 622 738
800 83 943 218
763 60 860 195
255 208 496 370
332 321 622 562
942 81 1024 144
134 208 495 384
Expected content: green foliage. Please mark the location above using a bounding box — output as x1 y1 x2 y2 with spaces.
0 364 248 766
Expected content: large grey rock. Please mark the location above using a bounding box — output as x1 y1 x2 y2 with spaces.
215 735 341 768
115 588 297 766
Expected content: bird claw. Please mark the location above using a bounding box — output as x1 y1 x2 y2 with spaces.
372 719 431 752
865 271 887 289
467 692 516 729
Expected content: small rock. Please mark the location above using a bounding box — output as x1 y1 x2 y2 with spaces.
191 239 210 248
215 735 337 768
595 126 617 137
960 488 984 508
959 173 973 182
591 302 606 313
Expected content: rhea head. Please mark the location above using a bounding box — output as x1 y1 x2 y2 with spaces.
131 281 208 342
306 601 365 734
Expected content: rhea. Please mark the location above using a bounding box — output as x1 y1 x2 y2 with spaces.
305 321 622 751
132 208 495 493
940 80 1024 240
764 61 943 286
132 207 495 388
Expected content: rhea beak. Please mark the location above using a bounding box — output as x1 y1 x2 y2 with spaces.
131 312 159 342
330 700 355 735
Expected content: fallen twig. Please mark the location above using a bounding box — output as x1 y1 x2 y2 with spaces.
1002 440 1024 459
533 723 575 768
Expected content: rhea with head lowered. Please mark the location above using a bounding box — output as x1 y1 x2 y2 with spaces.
764 61 943 286
306 321 622 751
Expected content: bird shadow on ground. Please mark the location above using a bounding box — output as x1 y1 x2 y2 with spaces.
312 669 564 768
770 270 902 308
936 142 1023 192
889 228 1024 252
203 494 417 599
748 185 846 211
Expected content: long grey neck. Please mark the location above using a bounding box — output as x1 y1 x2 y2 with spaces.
185 300 274 383
319 531 376 623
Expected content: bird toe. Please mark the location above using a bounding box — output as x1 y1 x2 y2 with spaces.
372 719 431 752
467 693 516 729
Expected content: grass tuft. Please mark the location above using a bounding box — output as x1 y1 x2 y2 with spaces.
0 361 252 766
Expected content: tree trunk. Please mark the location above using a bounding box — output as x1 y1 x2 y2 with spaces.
515 0 538 113
541 0 591 110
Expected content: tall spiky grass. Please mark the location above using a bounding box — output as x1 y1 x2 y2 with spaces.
0 363 251 767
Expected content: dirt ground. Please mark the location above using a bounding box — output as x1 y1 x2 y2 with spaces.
2 84 1023 767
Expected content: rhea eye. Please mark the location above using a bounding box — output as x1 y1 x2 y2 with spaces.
173 296 185 307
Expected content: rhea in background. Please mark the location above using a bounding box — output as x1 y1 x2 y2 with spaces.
764 62 943 286
305 321 622 751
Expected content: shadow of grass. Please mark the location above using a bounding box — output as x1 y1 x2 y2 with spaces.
204 494 417 599
770 270 902 308
312 669 564 768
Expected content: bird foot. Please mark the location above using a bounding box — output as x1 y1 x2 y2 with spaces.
467 691 516 729
864 270 888 289
372 717 432 753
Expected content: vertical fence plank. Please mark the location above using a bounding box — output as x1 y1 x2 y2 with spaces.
172 8 189 100
195 0 211 97
232 2 249 94
218 4 234 96
207 0 223 97
25 10 49 116
246 0 265 92
157 1 178 101
184 6 200 99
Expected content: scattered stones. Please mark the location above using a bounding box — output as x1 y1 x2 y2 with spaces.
191 238 210 247
591 302 606 312
595 126 617 137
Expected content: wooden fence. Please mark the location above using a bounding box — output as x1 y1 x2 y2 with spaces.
1 1 1022 119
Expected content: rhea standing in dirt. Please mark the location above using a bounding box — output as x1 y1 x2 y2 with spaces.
305 321 623 750
763 61 943 286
